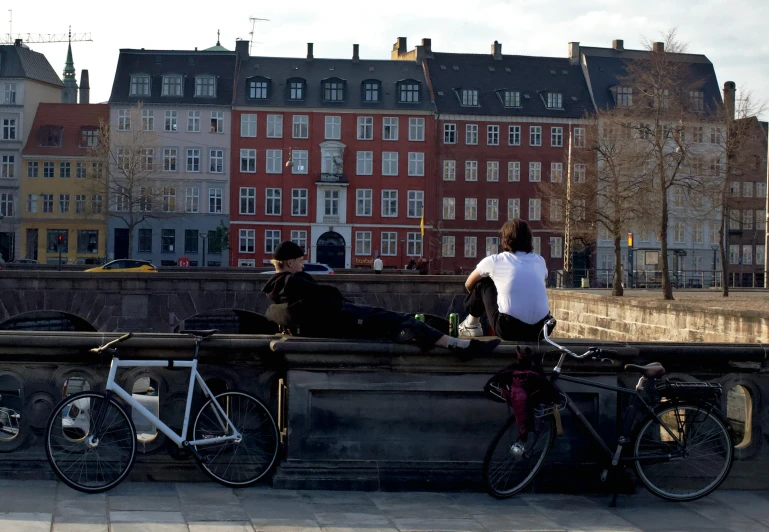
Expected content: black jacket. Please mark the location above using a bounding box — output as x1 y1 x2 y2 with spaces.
262 271 344 333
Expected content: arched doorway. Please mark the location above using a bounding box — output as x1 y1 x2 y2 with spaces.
316 231 345 269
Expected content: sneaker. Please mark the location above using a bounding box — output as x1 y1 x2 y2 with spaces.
458 316 483 337
449 338 502 362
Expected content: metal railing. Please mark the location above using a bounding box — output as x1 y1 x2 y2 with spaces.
549 269 767 290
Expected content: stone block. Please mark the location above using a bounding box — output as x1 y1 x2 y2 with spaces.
121 294 149 319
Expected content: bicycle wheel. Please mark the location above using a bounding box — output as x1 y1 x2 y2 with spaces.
634 403 733 502
192 391 279 487
482 413 555 498
45 392 136 493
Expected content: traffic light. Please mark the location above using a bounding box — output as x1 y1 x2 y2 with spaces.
627 232 633 248
57 234 64 245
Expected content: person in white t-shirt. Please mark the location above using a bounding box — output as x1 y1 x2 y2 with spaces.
373 254 384 274
458 219 554 341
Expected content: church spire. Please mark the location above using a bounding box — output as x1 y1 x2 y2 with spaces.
63 26 76 80
61 26 79 104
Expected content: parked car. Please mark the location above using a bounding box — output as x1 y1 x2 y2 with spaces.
258 262 334 275
85 259 158 273
13 259 38 265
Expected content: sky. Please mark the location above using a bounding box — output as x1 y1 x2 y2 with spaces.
6 0 769 117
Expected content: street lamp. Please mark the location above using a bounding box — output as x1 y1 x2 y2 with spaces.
400 238 406 269
711 244 719 286
199 233 208 268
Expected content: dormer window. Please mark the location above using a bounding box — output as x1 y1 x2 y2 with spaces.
80 127 99 148
362 80 381 102
288 78 306 101
39 126 63 147
397 80 421 103
501 90 520 107
546 92 562 109
459 89 478 107
323 78 345 102
689 90 704 112
615 86 632 107
248 77 270 99
129 75 150 96
195 76 216 97
162 75 183 97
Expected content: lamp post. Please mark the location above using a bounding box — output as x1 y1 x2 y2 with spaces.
400 239 406 269
711 244 719 287
199 232 208 267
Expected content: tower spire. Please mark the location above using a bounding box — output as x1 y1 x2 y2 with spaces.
61 25 79 103
217 29 220 46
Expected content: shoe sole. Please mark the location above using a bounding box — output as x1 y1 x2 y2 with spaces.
459 329 483 338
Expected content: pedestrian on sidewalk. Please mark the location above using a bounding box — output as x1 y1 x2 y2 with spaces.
373 253 383 274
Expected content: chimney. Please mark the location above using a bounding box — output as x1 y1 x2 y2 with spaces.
392 37 407 58
352 44 359 63
723 81 736 121
652 42 665 53
612 39 624 51
235 39 249 60
79 69 90 104
306 43 314 61
14 38 22 47
421 38 432 56
491 40 502 60
568 42 580 65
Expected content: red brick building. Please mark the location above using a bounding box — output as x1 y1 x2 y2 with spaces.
229 42 436 269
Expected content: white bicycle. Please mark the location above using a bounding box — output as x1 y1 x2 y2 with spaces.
44 330 279 493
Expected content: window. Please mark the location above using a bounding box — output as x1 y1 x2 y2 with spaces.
574 127 586 148
240 114 256 137
161 229 176 252
465 198 477 220
756 182 766 198
409 118 425 141
163 148 177 171
407 233 423 256
209 149 224 173
138 229 152 253
91 194 103 214
3 83 16 104
363 81 380 102
47 230 68 253
356 189 372 216
508 125 521 146
504 91 521 107
59 194 70 213
743 245 753 265
238 229 256 253
239 187 256 215
76 162 87 178
407 190 424 218
80 128 98 147
550 199 563 222
356 232 372 255
291 230 307 252
654 89 669 109
357 116 373 140
743 182 754 198
529 198 541 220
574 163 586 183
757 246 766 266
444 123 457 144
616 86 632 107
674 222 685 243
265 188 281 215
382 152 398 176
288 80 305 100
60 162 71 178
264 230 281 255
39 125 63 146
508 161 520 182
486 237 500 256
730 181 740 196
162 75 182 96
381 232 397 256
487 161 499 182
443 160 456 181
26 194 37 213
324 190 339 216
266 150 282 174
138 109 153 132
551 127 563 147
130 75 150 96
209 111 224 133
42 194 54 213
442 236 455 257
730 209 740 230
464 237 477 258
139 149 153 171
356 151 373 175
533 237 541 255
185 148 200 172
711 127 722 144
550 162 563 183
292 115 309 138
573 199 586 221
673 187 685 207
139 187 152 212
208 188 222 214
37 160 52 178
249 79 268 99
240 149 256 173
548 237 562 258
0 155 13 178
2 118 16 140
0 193 13 217
460 89 478 106
729 245 739 265
693 222 704 244
465 161 478 182
118 109 131 131
530 126 542 146
184 230 199 254
692 126 704 143
443 197 455 219
689 90 704 112
466 124 478 145
487 125 500 146
408 153 424 176
508 198 520 220
323 80 345 102
75 194 86 214
325 116 341 140
291 150 308 174
267 114 282 138
486 199 499 221
399 81 420 103
383 117 399 141
382 190 398 217
743 210 754 230
529 162 541 182
547 93 562 109
165 110 177 132
195 76 216 97
160 187 175 212
292 189 308 216
27 161 38 178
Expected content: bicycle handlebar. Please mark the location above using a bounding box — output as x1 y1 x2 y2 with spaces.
90 333 133 354
542 318 618 371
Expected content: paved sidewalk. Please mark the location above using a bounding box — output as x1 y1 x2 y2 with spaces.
0 481 767 532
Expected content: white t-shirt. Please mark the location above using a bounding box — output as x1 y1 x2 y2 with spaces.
373 258 383 271
476 251 549 324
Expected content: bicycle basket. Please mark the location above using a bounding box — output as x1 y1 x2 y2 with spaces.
655 379 722 400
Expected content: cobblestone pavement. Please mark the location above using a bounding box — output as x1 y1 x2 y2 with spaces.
0 481 767 531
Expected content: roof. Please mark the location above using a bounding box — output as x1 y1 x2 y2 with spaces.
580 47 722 112
234 56 433 112
0 44 63 87
109 49 237 106
425 52 594 118
21 103 109 156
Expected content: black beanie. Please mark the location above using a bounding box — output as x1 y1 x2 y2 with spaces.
273 241 304 261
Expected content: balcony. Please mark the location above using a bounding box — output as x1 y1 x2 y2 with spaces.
316 172 348 185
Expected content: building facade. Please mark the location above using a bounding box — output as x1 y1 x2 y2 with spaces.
107 47 236 266
229 41 436 269
20 103 109 263
0 41 63 262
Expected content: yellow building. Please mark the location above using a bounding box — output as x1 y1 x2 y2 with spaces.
20 103 108 264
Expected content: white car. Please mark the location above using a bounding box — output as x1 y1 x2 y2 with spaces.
259 263 334 275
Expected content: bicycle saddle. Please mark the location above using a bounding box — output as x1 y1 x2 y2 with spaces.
624 362 666 379
180 329 218 338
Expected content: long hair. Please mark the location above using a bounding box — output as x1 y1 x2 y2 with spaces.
500 219 533 253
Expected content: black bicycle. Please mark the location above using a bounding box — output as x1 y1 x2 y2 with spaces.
482 318 734 503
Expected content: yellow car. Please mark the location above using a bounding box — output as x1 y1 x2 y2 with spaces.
85 259 158 273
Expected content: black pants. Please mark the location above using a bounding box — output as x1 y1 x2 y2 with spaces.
337 303 444 348
464 278 553 342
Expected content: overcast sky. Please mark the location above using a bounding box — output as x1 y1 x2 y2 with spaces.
7 0 768 118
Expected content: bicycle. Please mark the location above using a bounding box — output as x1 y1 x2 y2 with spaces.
44 330 280 493
482 318 734 503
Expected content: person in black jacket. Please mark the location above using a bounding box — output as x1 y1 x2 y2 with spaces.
263 241 500 356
